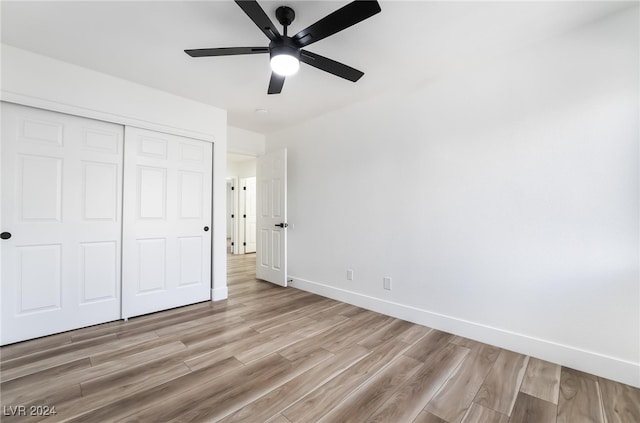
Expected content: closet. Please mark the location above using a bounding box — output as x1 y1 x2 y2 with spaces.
0 102 213 345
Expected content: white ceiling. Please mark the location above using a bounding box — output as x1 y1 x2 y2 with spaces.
1 1 632 134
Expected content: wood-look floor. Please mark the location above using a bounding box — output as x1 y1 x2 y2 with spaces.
1 254 639 422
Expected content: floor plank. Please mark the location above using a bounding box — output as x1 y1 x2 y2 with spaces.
403 329 455 362
473 349 529 415
426 342 500 423
267 415 292 423
0 332 72 362
557 367 605 423
79 356 191 397
281 340 411 423
317 355 423 423
509 392 557 423
520 357 561 404
144 352 330 423
462 402 509 423
357 318 416 349
1 341 188 406
413 411 449 423
598 376 640 423
51 357 244 423
367 343 469 423
77 354 294 423
219 345 369 423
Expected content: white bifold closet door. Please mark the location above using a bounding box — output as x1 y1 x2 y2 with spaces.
122 127 212 319
1 103 123 345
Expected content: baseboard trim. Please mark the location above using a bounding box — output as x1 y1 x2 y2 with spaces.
211 286 228 301
289 275 640 388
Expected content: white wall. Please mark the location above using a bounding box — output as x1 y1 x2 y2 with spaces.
228 125 265 156
267 8 639 387
1 44 230 301
227 159 257 179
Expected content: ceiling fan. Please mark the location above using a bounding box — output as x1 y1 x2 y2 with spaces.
184 0 382 94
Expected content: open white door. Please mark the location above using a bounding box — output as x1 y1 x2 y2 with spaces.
256 149 287 286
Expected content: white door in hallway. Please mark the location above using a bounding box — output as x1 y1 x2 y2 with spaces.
242 177 257 253
1 103 123 345
256 149 287 286
122 127 212 318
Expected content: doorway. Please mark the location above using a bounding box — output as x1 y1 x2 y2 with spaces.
227 154 257 255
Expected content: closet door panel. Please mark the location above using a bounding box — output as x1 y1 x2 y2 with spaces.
1 102 123 345
122 127 212 318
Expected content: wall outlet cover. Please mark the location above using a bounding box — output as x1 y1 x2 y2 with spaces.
383 277 392 290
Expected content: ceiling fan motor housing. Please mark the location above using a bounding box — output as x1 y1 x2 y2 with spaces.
269 37 300 61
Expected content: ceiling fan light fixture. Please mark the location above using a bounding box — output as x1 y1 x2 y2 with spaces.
270 54 299 76
269 40 300 76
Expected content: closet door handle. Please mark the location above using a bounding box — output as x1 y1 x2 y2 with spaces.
204 226 209 232
0 232 11 240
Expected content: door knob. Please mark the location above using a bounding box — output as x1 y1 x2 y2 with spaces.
204 226 209 232
0 232 11 240
274 223 289 228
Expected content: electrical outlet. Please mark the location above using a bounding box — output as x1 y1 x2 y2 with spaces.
347 269 354 281
383 277 392 290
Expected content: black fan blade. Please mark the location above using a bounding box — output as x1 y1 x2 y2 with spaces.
292 1 381 48
300 50 364 82
235 0 281 41
268 72 285 94
184 47 269 57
